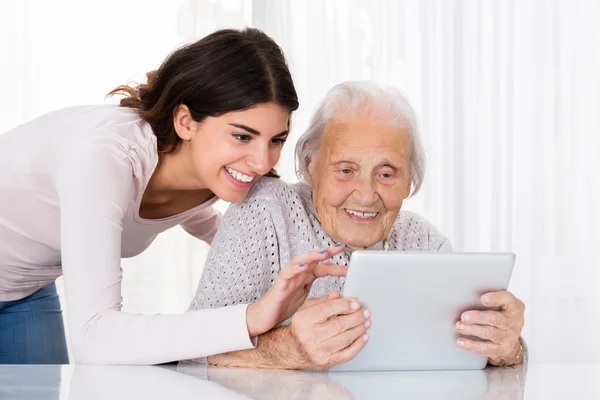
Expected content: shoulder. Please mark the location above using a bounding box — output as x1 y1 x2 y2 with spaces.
219 177 290 221
244 176 298 201
236 177 308 211
221 177 311 229
392 210 453 251
69 106 158 178
395 210 439 233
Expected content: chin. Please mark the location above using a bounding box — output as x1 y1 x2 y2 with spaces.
209 179 251 203
339 227 384 249
212 168 256 203
348 243 378 250
342 236 380 250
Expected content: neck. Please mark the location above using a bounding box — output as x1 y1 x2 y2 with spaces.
346 236 390 252
144 147 210 204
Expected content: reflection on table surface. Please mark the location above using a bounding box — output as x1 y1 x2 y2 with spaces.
2 361 600 400
195 364 525 400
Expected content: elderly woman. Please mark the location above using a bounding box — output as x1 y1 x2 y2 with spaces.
188 81 526 370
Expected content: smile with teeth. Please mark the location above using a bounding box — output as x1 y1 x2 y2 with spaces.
225 167 255 183
345 209 378 219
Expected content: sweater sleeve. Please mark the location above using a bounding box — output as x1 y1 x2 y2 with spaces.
428 225 453 252
56 138 254 365
410 212 454 252
428 225 454 253
189 195 282 311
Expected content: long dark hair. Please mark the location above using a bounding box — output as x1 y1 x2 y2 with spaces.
108 28 298 176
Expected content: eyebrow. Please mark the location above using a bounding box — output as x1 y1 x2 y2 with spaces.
229 123 289 138
333 157 403 169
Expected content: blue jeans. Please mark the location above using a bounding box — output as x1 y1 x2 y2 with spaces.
0 283 69 364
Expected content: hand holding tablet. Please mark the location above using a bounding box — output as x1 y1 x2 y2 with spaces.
329 252 517 372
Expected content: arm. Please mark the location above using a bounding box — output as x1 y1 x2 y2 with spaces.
208 292 371 370
188 195 360 369
436 238 453 252
207 325 308 369
57 139 254 364
187 196 284 366
189 194 283 311
426 221 454 252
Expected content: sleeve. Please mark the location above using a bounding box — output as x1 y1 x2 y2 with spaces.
181 207 222 244
425 220 454 252
189 195 282 312
434 237 454 252
56 138 254 365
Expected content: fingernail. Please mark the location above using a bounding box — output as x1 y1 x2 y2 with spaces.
363 309 371 318
298 262 307 267
318 249 327 254
458 339 465 347
363 334 369 341
365 320 371 328
462 313 471 322
456 322 464 330
350 301 359 310
482 295 489 304
335 242 344 247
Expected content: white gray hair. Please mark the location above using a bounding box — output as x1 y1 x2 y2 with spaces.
294 81 426 196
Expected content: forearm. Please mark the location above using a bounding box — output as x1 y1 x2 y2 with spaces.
69 306 254 364
207 325 308 369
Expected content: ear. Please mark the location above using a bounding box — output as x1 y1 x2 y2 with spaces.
307 153 321 186
303 139 317 185
173 104 197 141
305 156 312 182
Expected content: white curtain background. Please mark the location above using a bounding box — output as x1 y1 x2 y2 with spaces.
1 0 598 363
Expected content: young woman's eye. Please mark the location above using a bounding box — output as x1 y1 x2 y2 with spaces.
270 137 287 145
232 134 252 142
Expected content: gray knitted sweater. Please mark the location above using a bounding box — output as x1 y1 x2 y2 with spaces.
189 177 453 311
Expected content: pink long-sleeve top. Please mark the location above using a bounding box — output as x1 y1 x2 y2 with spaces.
0 105 255 364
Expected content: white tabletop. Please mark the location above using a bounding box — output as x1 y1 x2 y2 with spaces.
0 362 598 399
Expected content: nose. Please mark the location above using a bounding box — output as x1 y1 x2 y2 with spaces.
354 177 379 205
246 145 272 176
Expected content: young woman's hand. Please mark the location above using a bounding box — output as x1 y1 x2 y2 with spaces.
245 244 347 337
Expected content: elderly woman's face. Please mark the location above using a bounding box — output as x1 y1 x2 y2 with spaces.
308 118 413 249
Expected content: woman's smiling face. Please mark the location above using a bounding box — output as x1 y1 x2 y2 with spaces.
308 118 413 249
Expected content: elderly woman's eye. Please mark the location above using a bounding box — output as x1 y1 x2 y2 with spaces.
341 169 353 174
382 173 393 179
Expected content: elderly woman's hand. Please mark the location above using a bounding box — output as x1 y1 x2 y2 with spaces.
455 291 525 366
289 291 371 370
246 244 348 337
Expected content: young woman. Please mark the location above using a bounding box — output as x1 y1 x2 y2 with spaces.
0 28 347 365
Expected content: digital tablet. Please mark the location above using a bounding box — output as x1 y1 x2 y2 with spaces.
329 251 515 372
